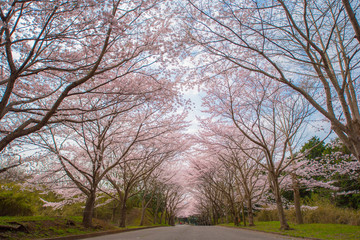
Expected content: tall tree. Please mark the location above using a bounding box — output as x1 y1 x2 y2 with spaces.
218 145 268 226
186 0 360 161
198 70 312 229
0 0 168 159
28 74 187 227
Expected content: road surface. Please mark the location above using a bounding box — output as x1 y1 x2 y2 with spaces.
81 225 299 240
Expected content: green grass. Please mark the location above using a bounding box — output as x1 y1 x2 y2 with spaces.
0 216 108 240
0 215 83 224
220 221 360 240
0 216 54 224
0 215 169 240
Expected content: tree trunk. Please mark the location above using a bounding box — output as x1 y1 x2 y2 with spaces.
334 122 360 162
212 208 218 225
160 210 164 224
241 203 246 226
342 0 360 44
233 214 239 226
153 212 158 225
247 199 254 226
111 201 119 223
82 192 96 228
140 193 153 226
119 200 127 227
169 214 175 226
292 174 304 224
231 203 239 226
140 207 146 226
153 200 160 224
140 197 152 226
272 176 290 230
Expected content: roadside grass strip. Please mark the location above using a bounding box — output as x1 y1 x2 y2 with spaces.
0 216 168 240
220 221 360 240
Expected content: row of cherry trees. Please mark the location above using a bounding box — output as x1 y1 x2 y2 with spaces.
23 57 189 227
183 0 360 230
189 109 360 226
185 75 312 229
1 0 360 230
18 92 189 227
0 0 189 228
185 72 360 228
0 0 183 170
184 0 360 161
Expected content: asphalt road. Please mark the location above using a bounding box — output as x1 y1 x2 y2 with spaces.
81 225 299 240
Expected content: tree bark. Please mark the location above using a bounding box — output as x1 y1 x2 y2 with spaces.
140 208 146 226
292 174 304 224
212 208 218 225
119 200 127 228
153 212 158 225
241 203 246 226
160 210 164 224
153 200 160 224
231 203 240 226
140 197 152 226
164 211 168 225
247 199 254 226
272 176 290 230
342 0 360 44
168 215 175 226
111 201 119 223
233 214 239 226
82 192 96 228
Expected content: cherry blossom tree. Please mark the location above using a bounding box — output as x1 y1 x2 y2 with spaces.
217 145 268 226
27 76 188 227
0 0 171 163
31 110 146 227
190 120 268 226
164 183 187 226
149 180 167 224
138 173 161 226
105 146 168 227
284 138 360 201
185 0 360 162
204 163 241 225
186 150 226 225
197 68 313 229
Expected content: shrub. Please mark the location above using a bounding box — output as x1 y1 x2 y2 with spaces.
255 209 279 222
255 199 360 225
0 183 38 216
301 203 360 225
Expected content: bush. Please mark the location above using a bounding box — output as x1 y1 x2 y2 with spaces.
255 199 360 226
0 184 37 216
255 209 279 222
301 203 360 225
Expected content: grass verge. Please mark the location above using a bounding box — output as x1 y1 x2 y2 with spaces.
219 221 360 240
0 216 167 240
0 216 106 240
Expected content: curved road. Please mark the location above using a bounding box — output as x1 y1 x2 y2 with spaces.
82 225 299 240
